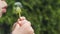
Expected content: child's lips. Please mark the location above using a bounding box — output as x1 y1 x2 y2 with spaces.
2 8 6 13
2 6 7 13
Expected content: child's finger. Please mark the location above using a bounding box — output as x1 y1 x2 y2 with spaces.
19 16 26 21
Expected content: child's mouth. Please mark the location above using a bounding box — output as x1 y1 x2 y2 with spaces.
2 6 7 13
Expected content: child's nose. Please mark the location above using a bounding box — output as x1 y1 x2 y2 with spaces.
3 1 8 7
0 1 7 8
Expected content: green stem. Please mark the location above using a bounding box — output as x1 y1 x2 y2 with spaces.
19 12 21 17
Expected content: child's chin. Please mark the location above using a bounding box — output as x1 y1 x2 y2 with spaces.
0 14 2 18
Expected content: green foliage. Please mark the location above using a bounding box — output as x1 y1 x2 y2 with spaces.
0 0 60 34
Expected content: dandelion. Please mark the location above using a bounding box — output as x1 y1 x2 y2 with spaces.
13 2 22 17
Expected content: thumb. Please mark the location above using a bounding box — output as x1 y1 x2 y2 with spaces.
19 16 26 21
17 16 26 26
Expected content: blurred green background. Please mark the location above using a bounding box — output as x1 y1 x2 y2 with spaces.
0 0 60 34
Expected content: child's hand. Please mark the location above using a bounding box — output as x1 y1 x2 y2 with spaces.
12 16 34 34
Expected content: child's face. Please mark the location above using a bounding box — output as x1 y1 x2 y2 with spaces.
0 0 7 13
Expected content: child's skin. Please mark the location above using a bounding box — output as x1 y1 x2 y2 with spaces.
0 0 7 17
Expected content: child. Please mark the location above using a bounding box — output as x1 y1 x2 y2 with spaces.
0 0 35 34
